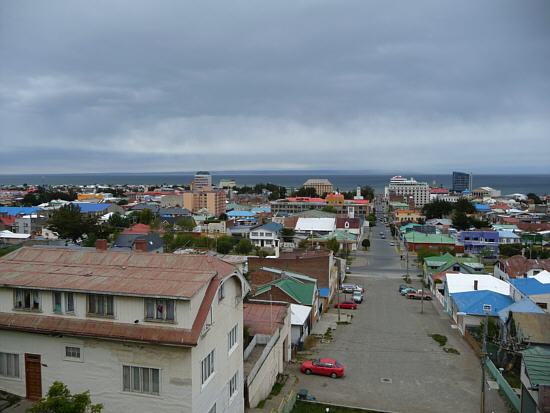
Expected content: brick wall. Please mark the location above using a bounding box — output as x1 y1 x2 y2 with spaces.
249 255 330 288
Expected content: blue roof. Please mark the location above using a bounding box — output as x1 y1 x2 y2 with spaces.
319 287 330 298
474 203 491 212
452 290 514 316
254 222 283 233
511 278 550 296
497 230 519 239
227 210 256 217
498 298 545 322
71 202 112 213
251 207 271 213
0 207 40 216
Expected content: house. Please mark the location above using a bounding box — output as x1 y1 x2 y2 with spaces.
450 290 513 334
312 230 359 252
457 230 499 257
497 230 521 245
290 304 311 348
403 231 457 253
14 214 48 236
494 255 550 281
393 209 425 223
249 222 283 250
0 246 248 413
510 275 550 311
122 223 152 235
520 346 550 413
423 253 484 289
335 217 362 236
294 218 336 236
242 302 291 408
112 233 164 253
0 231 30 245
70 202 124 217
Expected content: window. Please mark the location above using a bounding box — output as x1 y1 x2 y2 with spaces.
201 350 215 385
218 282 225 302
53 292 63 313
123 365 160 395
229 371 238 398
228 324 238 352
87 294 114 317
14 289 40 311
145 298 175 321
65 346 81 360
0 352 19 378
66 292 75 313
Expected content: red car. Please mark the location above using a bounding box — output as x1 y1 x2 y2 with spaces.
300 358 345 378
334 300 358 310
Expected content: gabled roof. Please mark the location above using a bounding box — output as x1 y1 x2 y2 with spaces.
290 304 311 326
521 346 550 386
497 255 550 278
295 218 336 232
404 231 455 245
445 273 510 295
451 290 513 316
122 223 151 235
336 217 361 229
243 302 288 336
497 298 545 322
71 202 112 213
252 222 283 233
510 278 550 296
113 233 164 252
254 277 316 306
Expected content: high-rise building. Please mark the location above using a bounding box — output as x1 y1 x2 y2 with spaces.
303 179 333 195
385 176 430 207
191 171 212 191
182 190 226 216
452 171 472 193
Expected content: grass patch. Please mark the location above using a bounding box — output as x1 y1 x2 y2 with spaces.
257 399 266 408
292 401 378 412
336 321 351 325
443 347 460 355
429 334 448 347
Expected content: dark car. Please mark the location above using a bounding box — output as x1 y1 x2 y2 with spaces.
300 358 345 378
334 300 358 310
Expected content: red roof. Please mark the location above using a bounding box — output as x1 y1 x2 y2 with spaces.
122 223 151 234
244 302 288 336
430 188 449 194
336 217 361 229
0 216 16 226
286 197 325 203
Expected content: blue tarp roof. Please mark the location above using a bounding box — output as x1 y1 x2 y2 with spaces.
474 203 491 212
227 210 256 217
251 207 271 213
511 278 550 296
452 290 514 316
498 298 545 322
0 207 40 216
319 288 330 298
71 202 112 213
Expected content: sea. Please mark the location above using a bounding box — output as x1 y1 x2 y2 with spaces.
0 172 548 195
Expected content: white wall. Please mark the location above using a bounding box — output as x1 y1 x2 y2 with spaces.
0 331 192 413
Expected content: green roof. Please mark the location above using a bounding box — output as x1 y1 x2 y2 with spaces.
404 231 455 245
390 202 409 209
423 253 481 277
522 346 550 386
313 230 358 242
254 278 315 305
399 223 422 232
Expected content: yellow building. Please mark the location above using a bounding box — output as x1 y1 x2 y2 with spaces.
182 190 226 216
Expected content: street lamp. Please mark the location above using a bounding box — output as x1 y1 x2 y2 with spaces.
480 303 492 413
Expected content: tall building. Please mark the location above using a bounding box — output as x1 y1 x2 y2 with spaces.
192 171 212 191
303 179 333 195
452 171 472 193
385 176 430 207
183 190 227 216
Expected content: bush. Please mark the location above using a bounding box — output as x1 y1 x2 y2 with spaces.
429 334 448 347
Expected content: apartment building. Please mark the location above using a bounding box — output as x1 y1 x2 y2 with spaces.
385 176 430 207
192 171 213 191
302 179 333 196
270 197 371 218
0 246 248 413
451 171 472 193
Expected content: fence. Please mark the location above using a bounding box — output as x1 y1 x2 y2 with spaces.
485 358 520 413
247 329 281 386
270 389 296 413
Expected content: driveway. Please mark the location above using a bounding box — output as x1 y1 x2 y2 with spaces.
293 222 509 413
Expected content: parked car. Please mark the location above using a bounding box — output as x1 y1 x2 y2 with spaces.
398 284 409 292
406 291 432 300
400 287 417 296
300 358 345 378
352 290 363 303
341 284 356 293
389 242 395 246
334 300 358 310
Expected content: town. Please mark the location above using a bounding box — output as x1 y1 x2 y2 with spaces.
0 171 548 413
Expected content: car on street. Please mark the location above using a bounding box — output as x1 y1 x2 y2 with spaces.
389 242 394 246
334 300 358 310
352 290 363 303
341 284 356 293
406 291 432 300
398 284 410 292
400 287 417 295
300 358 345 378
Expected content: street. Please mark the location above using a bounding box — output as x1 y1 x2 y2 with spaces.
294 208 509 413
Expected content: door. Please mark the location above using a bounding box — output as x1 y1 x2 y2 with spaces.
25 354 42 401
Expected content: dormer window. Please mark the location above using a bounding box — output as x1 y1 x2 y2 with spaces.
145 298 175 322
14 289 40 311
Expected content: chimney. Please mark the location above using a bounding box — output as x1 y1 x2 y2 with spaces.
474 280 478 290
95 239 108 251
134 238 148 252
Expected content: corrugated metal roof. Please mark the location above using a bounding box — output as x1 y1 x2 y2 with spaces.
452 290 513 316
0 247 235 298
244 302 288 336
522 346 550 386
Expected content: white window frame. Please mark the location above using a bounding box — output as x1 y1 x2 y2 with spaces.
201 350 215 388
122 364 161 396
63 345 83 362
14 288 41 312
229 371 238 401
228 324 238 354
66 292 75 314
218 282 225 302
0 352 20 379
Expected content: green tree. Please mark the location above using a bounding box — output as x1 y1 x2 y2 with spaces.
293 187 318 197
527 193 542 204
281 228 295 243
235 239 253 255
29 381 103 413
367 213 376 227
176 217 196 231
138 209 154 225
218 213 228 221
454 198 476 214
322 205 337 213
361 239 370 249
452 211 470 231
107 213 130 228
326 238 340 254
117 199 129 206
48 204 98 242
422 199 454 219
216 235 235 254
499 244 522 257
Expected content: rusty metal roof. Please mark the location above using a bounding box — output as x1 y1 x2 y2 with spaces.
244 302 288 336
0 247 235 298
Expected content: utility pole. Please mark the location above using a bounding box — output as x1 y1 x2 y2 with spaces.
480 304 491 413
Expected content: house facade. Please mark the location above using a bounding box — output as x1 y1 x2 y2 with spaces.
0 246 248 413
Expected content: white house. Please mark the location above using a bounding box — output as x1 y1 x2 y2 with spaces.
443 273 510 314
0 246 249 413
294 218 336 236
249 222 283 249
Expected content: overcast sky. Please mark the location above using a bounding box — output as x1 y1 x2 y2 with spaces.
1 0 549 174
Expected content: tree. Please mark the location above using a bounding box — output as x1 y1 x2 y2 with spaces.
454 198 475 214
29 381 103 413
293 187 318 197
235 239 253 255
367 213 376 227
326 238 340 255
422 199 454 219
176 217 196 231
218 213 228 221
452 211 470 231
281 228 295 243
216 235 235 254
48 204 98 242
107 213 131 228
499 244 522 257
117 199 129 206
361 239 370 249
138 209 154 225
527 193 542 204
322 205 337 213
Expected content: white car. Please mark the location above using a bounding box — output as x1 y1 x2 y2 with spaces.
390 242 395 246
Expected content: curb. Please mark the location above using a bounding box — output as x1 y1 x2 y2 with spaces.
297 399 404 413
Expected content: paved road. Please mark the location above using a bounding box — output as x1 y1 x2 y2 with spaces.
294 210 509 413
